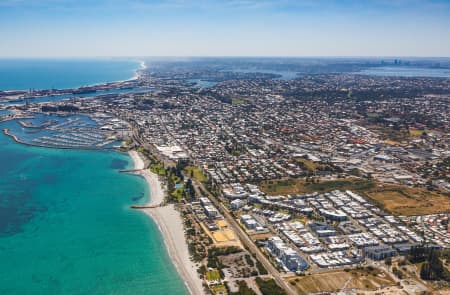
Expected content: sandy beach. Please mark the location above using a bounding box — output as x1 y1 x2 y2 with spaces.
128 151 204 295
144 206 205 295
128 150 164 207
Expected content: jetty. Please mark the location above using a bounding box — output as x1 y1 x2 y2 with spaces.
119 168 144 173
130 204 161 209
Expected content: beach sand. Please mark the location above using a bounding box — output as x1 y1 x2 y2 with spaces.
128 150 145 169
144 206 205 295
128 151 204 295
128 150 164 207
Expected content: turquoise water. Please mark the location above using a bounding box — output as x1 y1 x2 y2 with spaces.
0 120 188 294
358 66 450 78
0 59 140 91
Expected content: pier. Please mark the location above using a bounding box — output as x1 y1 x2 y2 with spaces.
119 168 144 173
130 204 161 209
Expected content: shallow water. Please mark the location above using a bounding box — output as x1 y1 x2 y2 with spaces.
0 128 188 294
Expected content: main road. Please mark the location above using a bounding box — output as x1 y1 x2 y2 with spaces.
193 180 298 295
126 123 298 294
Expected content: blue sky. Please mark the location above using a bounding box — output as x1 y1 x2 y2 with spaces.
0 0 449 57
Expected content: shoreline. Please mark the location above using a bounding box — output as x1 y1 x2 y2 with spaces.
116 60 146 83
128 150 164 207
0 59 145 93
128 150 204 295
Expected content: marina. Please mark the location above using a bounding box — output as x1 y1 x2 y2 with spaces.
3 113 129 150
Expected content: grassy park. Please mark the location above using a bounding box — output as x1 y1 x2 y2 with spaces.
184 166 208 182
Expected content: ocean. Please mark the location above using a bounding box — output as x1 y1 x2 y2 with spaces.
0 58 187 294
0 58 141 91
0 122 188 294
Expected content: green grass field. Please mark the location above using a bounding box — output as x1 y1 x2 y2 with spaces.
232 98 247 105
206 270 221 281
184 166 208 182
150 163 166 176
260 178 375 195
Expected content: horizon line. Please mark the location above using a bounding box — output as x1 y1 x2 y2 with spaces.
0 55 450 59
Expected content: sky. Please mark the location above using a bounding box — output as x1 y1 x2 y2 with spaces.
0 0 449 57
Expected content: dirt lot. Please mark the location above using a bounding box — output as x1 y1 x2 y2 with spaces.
260 178 450 216
364 186 450 216
290 268 396 294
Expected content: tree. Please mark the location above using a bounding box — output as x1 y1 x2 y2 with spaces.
185 178 196 201
413 247 450 281
420 262 431 280
384 257 392 266
350 168 361 177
